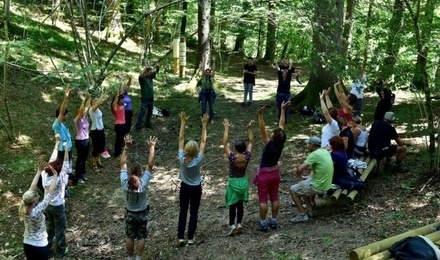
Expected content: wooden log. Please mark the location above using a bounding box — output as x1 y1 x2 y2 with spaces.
349 222 440 260
362 231 440 260
331 156 368 201
346 159 377 202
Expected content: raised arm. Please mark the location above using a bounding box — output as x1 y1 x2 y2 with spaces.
112 89 120 111
258 106 270 145
121 135 133 171
211 57 216 78
288 59 293 71
222 119 232 156
146 136 158 172
74 94 88 123
334 82 352 112
91 91 106 112
266 60 279 70
324 87 333 109
57 88 71 123
279 100 291 130
29 163 45 190
178 112 189 150
199 114 209 155
247 120 255 152
320 91 333 124
125 76 132 92
46 165 59 195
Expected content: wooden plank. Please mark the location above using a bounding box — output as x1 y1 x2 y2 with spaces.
349 222 440 260
362 231 440 260
346 159 377 202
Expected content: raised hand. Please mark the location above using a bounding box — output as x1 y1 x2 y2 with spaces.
147 136 158 146
258 106 265 115
201 113 209 125
223 119 231 128
179 112 189 123
281 101 291 110
247 120 255 128
48 164 58 176
124 135 133 148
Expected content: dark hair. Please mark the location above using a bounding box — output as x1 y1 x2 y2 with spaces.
337 116 347 129
328 107 338 120
44 159 63 176
329 136 345 151
234 140 246 153
55 107 68 118
247 57 254 60
348 94 358 106
205 69 211 73
272 128 286 149
128 163 142 191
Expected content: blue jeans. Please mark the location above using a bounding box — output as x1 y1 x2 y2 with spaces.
177 182 202 240
201 91 214 120
276 93 291 122
243 83 254 103
136 98 154 130
46 204 67 254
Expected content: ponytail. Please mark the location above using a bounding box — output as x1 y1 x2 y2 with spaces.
18 201 27 221
18 190 38 221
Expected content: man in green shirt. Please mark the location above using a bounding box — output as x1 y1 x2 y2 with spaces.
135 63 160 132
289 136 334 223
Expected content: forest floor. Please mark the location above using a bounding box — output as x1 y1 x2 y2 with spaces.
1 62 440 260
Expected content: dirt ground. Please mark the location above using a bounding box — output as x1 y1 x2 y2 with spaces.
1 66 439 260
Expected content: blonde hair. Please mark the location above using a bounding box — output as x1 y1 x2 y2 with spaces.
184 140 199 157
18 190 39 221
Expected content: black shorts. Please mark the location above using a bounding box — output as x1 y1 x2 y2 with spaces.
371 145 397 159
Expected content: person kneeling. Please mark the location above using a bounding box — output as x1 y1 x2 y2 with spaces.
289 136 334 223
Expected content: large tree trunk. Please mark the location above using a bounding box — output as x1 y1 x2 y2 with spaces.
291 0 344 108
380 0 404 79
233 33 245 53
196 0 211 70
263 0 276 61
342 0 356 58
105 0 125 41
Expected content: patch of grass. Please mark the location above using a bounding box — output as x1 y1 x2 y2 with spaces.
269 251 303 260
384 211 406 220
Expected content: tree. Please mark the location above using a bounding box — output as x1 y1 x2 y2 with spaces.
196 0 211 70
291 0 344 107
342 0 356 58
263 0 276 61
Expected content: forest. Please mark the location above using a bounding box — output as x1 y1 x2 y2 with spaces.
1 0 440 259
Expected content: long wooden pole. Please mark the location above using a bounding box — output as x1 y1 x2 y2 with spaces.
346 158 377 202
349 222 440 260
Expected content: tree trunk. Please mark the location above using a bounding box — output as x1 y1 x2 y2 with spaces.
342 0 356 58
263 0 276 61
380 0 404 79
291 0 344 108
180 1 188 36
280 40 289 59
105 0 125 41
51 0 61 26
362 0 373 70
196 0 211 70
233 33 245 53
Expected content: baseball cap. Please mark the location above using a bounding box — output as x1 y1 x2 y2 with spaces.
384 112 395 122
305 136 321 146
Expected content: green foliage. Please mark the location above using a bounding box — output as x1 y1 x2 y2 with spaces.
385 211 407 220
269 251 303 260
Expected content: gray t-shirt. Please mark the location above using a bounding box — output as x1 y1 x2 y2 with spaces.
178 149 203 186
121 169 151 212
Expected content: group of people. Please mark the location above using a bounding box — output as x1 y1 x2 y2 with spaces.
18 58 409 260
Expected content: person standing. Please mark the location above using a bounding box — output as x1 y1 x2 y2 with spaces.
120 134 157 260
373 79 395 121
122 75 133 135
177 112 209 246
350 71 367 116
112 89 126 158
135 63 160 131
253 101 290 231
242 57 258 106
198 59 216 123
268 59 296 122
289 136 333 223
222 119 254 236
74 94 91 184
19 163 58 260
89 91 110 171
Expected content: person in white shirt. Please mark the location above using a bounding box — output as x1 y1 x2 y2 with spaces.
350 71 367 116
89 91 110 171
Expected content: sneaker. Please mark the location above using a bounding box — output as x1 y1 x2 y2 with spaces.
78 179 85 184
187 238 195 245
268 219 277 230
82 175 89 181
210 119 214 124
228 224 238 236
178 239 185 246
58 247 68 257
393 165 409 173
100 151 111 159
236 223 244 233
257 221 270 232
289 214 309 223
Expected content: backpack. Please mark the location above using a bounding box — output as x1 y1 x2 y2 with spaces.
390 236 440 260
300 105 315 116
312 108 326 124
334 175 365 192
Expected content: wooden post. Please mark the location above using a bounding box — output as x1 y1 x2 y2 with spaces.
173 35 180 75
179 38 186 78
349 222 440 260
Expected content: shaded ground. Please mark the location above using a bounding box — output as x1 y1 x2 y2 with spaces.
1 63 440 260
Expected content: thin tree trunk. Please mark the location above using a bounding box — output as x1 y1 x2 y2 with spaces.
180 1 188 36
196 0 211 70
362 0 373 70
342 0 356 58
263 0 276 61
52 0 61 26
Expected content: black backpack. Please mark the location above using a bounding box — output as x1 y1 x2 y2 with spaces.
390 236 440 260
312 108 326 124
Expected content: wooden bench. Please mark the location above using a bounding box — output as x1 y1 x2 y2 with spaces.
349 222 440 260
331 156 377 203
